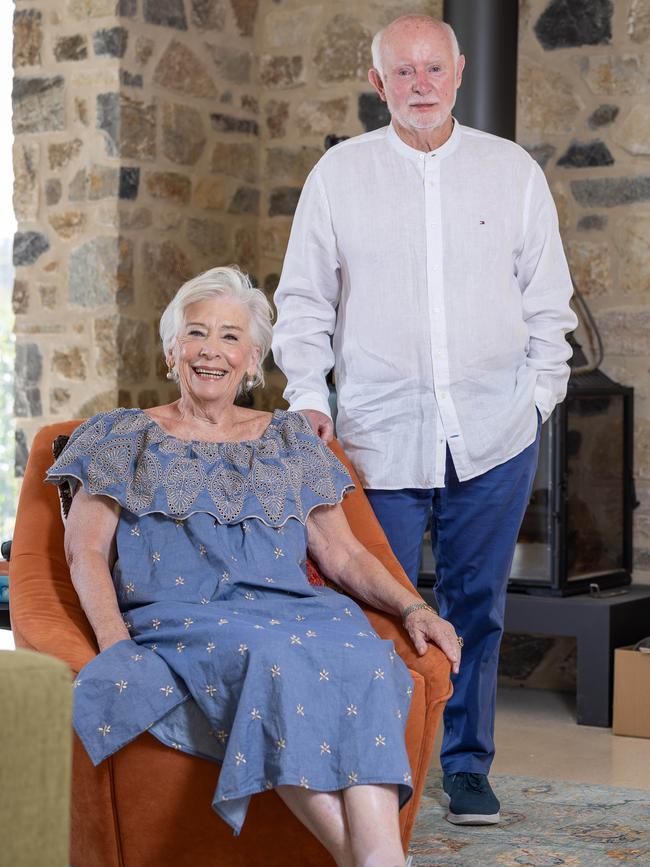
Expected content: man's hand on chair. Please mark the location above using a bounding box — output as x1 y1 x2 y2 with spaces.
301 410 334 444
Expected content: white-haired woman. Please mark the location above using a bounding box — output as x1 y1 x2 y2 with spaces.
48 266 460 867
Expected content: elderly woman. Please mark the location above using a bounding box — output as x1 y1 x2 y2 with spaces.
47 266 461 867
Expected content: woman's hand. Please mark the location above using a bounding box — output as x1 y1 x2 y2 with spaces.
403 608 462 674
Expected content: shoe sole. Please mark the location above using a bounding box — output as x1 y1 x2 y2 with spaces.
441 791 500 825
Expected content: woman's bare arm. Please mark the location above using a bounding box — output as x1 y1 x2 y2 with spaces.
307 503 461 673
64 489 128 652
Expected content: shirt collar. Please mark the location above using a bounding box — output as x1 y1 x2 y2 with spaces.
386 117 462 163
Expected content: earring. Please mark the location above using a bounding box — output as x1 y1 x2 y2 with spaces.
246 377 255 390
166 368 175 381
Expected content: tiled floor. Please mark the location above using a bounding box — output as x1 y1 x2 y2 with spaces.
434 685 650 789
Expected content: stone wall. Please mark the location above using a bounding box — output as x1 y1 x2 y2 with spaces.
12 0 262 466
11 0 650 581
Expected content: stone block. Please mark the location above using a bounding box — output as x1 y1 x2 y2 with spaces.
117 207 152 229
54 34 88 62
13 9 42 67
39 285 57 309
206 44 251 84
577 214 607 231
228 186 260 215
210 112 259 135
566 239 612 298
97 92 157 160
557 140 614 168
264 6 321 49
523 143 556 169
145 171 191 204
135 37 154 66
518 63 580 134
260 224 290 259
15 429 28 477
69 236 134 308
50 388 71 415
142 241 193 310
49 210 87 240
13 76 65 134
88 165 119 199
194 178 229 211
143 0 188 30
233 226 256 271
67 0 118 16
153 40 216 97
45 179 62 206
12 280 29 315
314 14 372 83
259 55 304 89
211 142 257 181
48 138 83 170
75 97 89 125
628 0 650 43
13 141 39 221
120 70 143 88
15 343 41 381
186 218 227 258
138 389 160 409
613 104 650 155
296 97 348 137
265 146 320 182
265 100 289 138
162 103 207 165
93 26 128 58
119 167 140 200
52 347 87 380
358 92 390 132
191 0 226 30
571 176 650 207
119 0 137 15
587 103 619 128
614 217 650 295
14 385 41 418
78 390 119 418
534 0 612 50
268 186 301 217
241 94 258 114
13 232 49 266
231 0 258 37
578 54 648 96
596 307 650 355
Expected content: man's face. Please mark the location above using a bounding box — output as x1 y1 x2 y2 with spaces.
370 21 464 135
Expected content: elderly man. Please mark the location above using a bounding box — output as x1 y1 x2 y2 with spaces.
272 15 577 825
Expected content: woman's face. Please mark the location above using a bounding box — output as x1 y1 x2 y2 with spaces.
170 296 259 407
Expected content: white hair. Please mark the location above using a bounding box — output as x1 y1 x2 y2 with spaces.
159 265 273 393
371 16 460 77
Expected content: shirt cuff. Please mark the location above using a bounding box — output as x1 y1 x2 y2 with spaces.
288 392 333 419
534 385 556 423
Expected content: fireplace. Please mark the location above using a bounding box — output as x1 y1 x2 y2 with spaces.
509 338 635 595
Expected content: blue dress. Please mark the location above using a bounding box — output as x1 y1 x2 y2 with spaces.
47 408 413 834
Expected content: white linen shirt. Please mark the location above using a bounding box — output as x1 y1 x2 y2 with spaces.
272 121 578 489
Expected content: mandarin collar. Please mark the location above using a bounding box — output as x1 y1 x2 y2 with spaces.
386 117 461 163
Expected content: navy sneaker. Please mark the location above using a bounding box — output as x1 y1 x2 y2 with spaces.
442 773 500 825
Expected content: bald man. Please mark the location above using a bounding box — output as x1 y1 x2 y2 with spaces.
273 16 577 825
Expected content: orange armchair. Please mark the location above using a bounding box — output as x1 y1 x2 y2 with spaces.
10 420 451 867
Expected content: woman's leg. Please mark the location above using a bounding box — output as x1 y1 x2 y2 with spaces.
342 784 405 867
275 786 354 867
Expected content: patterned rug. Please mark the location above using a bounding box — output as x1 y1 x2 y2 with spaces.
410 772 650 866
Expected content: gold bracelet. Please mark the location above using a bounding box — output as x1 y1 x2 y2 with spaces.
401 601 434 625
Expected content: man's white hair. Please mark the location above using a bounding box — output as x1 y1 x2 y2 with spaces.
159 265 273 392
371 15 460 77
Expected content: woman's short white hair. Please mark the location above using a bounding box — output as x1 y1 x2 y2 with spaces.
371 16 460 77
159 265 273 393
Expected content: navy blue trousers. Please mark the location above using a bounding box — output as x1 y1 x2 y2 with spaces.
366 430 540 774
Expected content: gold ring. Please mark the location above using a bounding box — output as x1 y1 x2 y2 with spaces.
456 636 464 648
